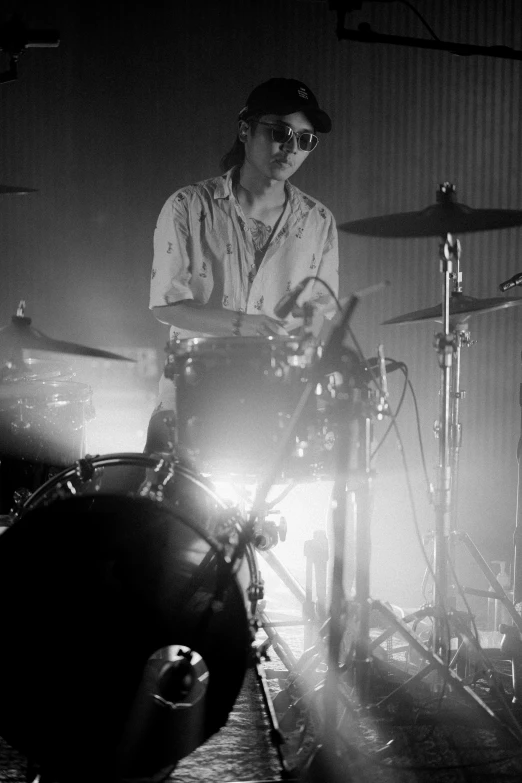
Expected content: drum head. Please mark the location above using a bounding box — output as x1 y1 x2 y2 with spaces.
0 494 251 780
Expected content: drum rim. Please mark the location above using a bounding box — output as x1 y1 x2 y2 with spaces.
0 379 92 404
169 334 303 356
20 452 247 554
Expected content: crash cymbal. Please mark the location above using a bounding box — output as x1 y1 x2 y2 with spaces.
383 293 522 325
0 185 38 195
339 183 522 238
0 315 135 362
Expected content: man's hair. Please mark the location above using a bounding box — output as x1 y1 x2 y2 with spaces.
220 137 245 173
219 114 262 173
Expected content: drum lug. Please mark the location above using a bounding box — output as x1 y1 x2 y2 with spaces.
248 577 265 605
74 456 97 482
11 486 32 516
254 515 287 551
138 454 176 502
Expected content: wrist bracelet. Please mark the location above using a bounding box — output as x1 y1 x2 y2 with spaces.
232 311 243 337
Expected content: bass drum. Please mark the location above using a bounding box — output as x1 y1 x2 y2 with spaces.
0 454 256 782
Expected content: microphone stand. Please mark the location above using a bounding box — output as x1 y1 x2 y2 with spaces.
504 356 522 702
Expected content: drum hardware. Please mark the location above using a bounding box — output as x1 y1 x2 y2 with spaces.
137 451 176 503
256 607 300 673
251 293 439 755
383 215 522 683
501 352 522 702
243 295 384 750
332 184 522 737
304 531 329 648
251 644 295 780
253 514 287 551
346 184 522 659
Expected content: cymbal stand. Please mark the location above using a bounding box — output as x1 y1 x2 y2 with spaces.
498 354 522 702
424 233 522 692
430 230 459 667
430 232 502 667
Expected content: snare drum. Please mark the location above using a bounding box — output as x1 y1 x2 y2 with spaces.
170 335 329 479
0 379 93 514
0 453 257 780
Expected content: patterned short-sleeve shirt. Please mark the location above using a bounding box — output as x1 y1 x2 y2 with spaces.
150 167 339 409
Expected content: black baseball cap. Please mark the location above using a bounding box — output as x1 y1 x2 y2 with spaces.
238 78 332 133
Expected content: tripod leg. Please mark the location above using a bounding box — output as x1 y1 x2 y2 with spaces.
257 609 299 673
371 600 522 738
456 531 522 633
453 530 522 702
251 647 296 780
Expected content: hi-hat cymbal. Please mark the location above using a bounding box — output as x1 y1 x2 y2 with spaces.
383 293 522 325
0 315 135 362
0 185 38 195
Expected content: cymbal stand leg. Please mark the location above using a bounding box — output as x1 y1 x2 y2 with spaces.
251 644 295 780
507 369 522 701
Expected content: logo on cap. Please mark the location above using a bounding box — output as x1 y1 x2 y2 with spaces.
297 87 309 100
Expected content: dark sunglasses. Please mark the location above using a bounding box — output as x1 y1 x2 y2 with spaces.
256 121 319 152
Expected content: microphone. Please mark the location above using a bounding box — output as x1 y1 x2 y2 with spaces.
377 343 389 417
274 278 312 319
499 272 522 292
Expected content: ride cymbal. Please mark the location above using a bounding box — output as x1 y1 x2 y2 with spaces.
0 315 135 362
0 185 38 195
340 203 522 238
383 293 522 325
340 183 522 238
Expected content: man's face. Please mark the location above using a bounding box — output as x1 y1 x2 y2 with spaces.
241 111 315 183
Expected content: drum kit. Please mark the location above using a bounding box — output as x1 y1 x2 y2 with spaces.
2 182 522 780
0 300 133 517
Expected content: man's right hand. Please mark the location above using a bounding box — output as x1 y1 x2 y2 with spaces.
153 302 288 337
233 313 288 337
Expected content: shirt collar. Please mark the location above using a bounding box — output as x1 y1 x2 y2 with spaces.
217 167 313 219
214 169 235 200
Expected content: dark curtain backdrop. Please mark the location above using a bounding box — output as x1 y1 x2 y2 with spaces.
2 0 522 606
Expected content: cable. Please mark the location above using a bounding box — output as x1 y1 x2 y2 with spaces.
387 406 455 669
370 359 408 459
405 374 433 500
397 0 441 41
